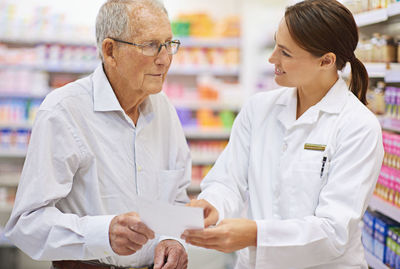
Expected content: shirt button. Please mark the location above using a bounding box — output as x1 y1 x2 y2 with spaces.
282 143 288 152
137 165 142 171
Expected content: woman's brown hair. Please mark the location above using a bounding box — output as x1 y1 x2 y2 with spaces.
285 0 368 105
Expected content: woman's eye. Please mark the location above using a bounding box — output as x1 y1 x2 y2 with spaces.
282 50 290 57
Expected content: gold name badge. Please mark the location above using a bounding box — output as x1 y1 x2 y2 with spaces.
304 143 326 151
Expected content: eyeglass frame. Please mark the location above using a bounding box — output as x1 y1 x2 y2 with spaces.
108 37 181 56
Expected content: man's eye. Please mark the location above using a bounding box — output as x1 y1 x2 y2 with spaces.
148 42 159 49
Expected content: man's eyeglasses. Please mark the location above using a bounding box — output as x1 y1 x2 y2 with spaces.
109 38 181 56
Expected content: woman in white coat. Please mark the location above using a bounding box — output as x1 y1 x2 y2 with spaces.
182 0 384 268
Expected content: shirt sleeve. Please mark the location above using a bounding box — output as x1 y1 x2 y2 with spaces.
254 115 384 268
4 109 115 260
198 102 252 222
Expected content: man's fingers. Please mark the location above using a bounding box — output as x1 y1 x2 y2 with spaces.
126 227 149 245
153 244 167 269
128 219 155 239
161 249 179 269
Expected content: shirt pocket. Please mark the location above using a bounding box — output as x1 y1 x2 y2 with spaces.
291 159 329 216
158 168 184 203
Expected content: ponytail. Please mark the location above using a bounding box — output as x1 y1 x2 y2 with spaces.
349 57 369 105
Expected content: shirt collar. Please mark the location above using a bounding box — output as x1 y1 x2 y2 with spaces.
92 64 154 119
276 76 350 129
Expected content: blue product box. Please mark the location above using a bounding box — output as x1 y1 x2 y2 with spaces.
374 214 399 264
362 210 376 253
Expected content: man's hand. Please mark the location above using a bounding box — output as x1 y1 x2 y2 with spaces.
153 239 187 269
109 212 155 255
186 199 219 228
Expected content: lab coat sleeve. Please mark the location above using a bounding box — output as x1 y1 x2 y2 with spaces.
4 109 115 261
198 102 252 221
254 115 384 268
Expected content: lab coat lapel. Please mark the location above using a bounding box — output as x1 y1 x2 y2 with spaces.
276 88 297 130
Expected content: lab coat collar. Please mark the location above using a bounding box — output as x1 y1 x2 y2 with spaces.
276 76 349 129
92 64 154 120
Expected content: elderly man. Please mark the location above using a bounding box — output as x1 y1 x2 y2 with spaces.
5 0 190 269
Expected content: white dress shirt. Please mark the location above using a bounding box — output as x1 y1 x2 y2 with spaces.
5 65 191 267
198 77 384 269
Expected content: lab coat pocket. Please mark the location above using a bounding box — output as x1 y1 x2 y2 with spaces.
291 160 329 216
158 168 184 203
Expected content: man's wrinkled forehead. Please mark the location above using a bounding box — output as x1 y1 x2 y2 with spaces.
127 3 168 37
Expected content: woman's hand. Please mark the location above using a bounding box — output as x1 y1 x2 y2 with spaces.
186 199 219 227
181 218 257 253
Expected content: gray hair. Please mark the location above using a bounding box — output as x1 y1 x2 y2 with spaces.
95 0 168 61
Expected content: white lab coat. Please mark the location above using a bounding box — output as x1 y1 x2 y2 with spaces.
198 77 384 269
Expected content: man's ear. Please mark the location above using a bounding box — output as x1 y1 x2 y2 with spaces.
102 38 117 67
320 52 336 69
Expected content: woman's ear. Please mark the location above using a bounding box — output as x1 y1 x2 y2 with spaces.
320 52 336 69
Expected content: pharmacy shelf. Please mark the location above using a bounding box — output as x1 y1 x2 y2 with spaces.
355 8 388 27
0 175 19 187
0 36 96 47
0 204 13 213
178 37 240 48
341 63 400 82
0 150 26 158
0 92 48 99
369 195 400 223
365 249 389 269
169 66 239 76
0 63 97 74
379 117 400 134
172 99 242 111
0 123 33 129
387 2 400 17
354 2 400 27
192 156 218 165
187 182 201 193
184 128 231 139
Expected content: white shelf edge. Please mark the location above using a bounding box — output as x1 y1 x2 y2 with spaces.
355 8 388 27
192 157 218 165
0 37 96 47
172 100 242 111
187 182 201 193
0 150 27 158
0 123 33 129
178 37 241 48
341 63 400 81
0 204 13 213
0 92 48 99
387 2 400 17
0 175 20 187
0 63 97 74
365 249 389 269
169 66 239 76
369 195 400 223
184 128 231 139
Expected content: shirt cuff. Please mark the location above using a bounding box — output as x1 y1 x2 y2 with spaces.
158 236 188 252
82 215 116 257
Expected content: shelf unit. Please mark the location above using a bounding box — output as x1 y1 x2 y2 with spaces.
354 2 400 27
0 63 98 74
369 196 400 223
0 175 19 187
184 128 231 139
341 63 400 82
0 150 27 158
169 66 239 76
171 99 241 111
0 204 13 214
365 249 390 269
178 37 240 48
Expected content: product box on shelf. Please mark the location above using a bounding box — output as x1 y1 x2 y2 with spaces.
363 210 377 253
374 214 400 264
